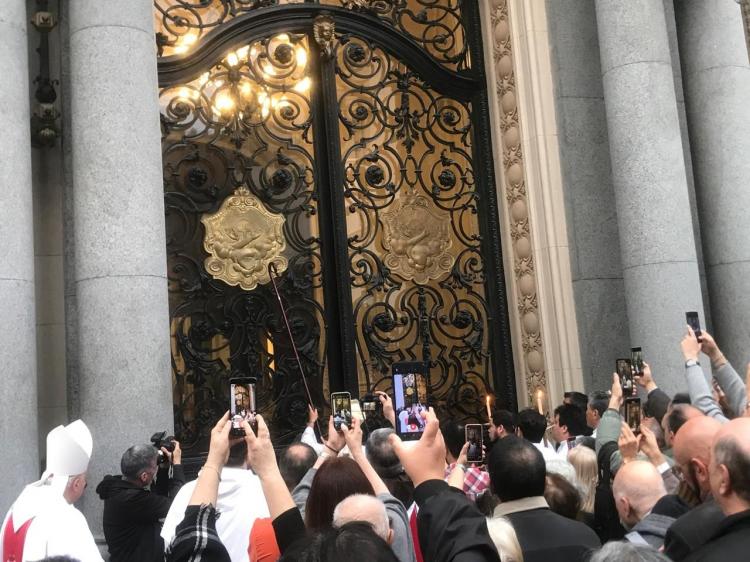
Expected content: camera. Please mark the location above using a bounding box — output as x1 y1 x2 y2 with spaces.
150 431 175 464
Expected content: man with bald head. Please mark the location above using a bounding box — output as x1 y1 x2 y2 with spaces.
663 416 725 560
333 494 394 545
613 461 688 548
684 417 750 560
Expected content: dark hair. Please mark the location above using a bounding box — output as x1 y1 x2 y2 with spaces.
226 440 248 468
588 391 610 418
667 404 697 436
440 420 465 459
544 473 581 520
279 443 318 491
671 392 691 405
280 521 398 562
305 457 375 531
555 403 588 437
517 408 547 443
714 436 750 503
488 435 545 501
491 409 517 434
121 445 158 480
564 391 589 414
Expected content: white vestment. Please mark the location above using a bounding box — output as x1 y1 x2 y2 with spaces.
1 479 103 562
161 467 269 562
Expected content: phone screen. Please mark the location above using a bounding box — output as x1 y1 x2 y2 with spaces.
230 378 257 436
686 311 702 340
331 392 352 431
624 397 641 434
631 347 644 377
616 358 634 393
465 424 484 463
393 363 429 441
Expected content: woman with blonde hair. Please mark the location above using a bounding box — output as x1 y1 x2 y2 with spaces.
567 445 598 518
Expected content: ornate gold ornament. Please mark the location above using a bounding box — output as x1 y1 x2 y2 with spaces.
313 15 336 59
202 186 287 290
381 193 454 284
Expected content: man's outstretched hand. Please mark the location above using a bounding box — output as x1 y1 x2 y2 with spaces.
389 407 445 487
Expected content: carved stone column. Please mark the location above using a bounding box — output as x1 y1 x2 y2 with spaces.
67 0 173 533
675 0 750 370
594 0 706 394
0 0 39 515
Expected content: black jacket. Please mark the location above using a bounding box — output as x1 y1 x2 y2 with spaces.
96 465 185 562
504 504 600 562
413 480 500 562
683 508 750 562
662 498 724 561
625 494 690 549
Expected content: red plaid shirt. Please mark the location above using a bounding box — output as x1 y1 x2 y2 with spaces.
444 463 490 501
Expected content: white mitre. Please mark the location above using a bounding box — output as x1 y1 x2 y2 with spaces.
6 420 94 533
44 419 93 479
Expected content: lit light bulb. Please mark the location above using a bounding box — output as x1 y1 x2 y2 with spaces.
257 91 268 103
277 33 290 44
237 45 250 60
178 87 193 99
250 46 259 58
226 52 239 67
199 72 210 86
174 31 198 54
240 82 253 98
214 92 235 114
293 77 311 93
295 47 308 68
261 97 271 118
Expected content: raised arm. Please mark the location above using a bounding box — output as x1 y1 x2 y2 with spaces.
681 327 728 422
701 331 747 417
188 413 231 507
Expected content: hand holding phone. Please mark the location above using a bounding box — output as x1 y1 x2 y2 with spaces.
624 397 642 435
392 362 430 441
631 347 644 377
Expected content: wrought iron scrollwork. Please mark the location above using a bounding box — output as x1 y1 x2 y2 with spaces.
335 34 491 420
161 33 325 454
155 0 469 70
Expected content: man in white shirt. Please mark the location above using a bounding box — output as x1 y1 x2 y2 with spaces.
516 408 560 462
161 441 269 562
1 420 103 562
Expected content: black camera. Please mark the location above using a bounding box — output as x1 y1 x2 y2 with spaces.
150 431 175 464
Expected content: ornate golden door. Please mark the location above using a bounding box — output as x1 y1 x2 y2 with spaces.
155 1 515 459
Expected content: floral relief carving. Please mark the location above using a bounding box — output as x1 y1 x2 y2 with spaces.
490 0 548 407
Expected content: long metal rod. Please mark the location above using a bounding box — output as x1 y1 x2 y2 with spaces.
268 263 323 437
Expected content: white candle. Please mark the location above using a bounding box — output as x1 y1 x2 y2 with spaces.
536 389 544 415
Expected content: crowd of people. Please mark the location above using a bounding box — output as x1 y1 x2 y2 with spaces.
2 326 750 562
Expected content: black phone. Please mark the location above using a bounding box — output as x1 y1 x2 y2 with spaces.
616 358 634 393
392 361 429 441
360 393 380 414
624 397 642 434
465 424 484 463
686 311 702 340
331 392 352 431
631 347 644 377
230 377 257 436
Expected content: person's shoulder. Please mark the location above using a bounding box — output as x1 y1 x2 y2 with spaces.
539 509 601 542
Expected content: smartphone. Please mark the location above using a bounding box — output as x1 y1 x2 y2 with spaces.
616 358 634 393
230 377 257 436
686 311 702 340
331 392 352 431
392 361 429 441
631 347 644 377
624 397 642 434
360 394 380 415
465 424 484 463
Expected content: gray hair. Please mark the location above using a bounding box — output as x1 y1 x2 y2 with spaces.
589 542 670 562
366 428 403 478
121 444 158 480
333 494 390 541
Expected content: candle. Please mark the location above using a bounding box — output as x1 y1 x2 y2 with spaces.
536 389 544 415
485 395 492 422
